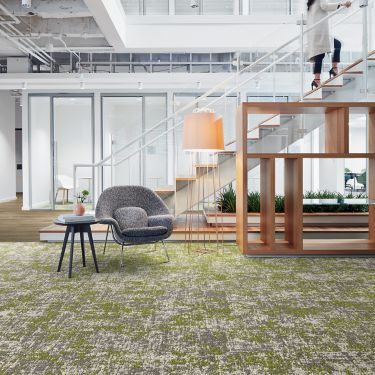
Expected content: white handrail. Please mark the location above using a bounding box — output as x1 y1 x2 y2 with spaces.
78 1 356 168
73 0 366 196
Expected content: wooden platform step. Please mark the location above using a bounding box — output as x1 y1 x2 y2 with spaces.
40 223 371 242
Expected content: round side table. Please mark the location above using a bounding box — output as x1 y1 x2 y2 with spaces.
54 219 99 278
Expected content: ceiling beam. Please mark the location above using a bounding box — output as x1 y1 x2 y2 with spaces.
83 0 127 50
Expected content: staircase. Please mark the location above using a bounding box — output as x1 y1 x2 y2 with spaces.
71 0 374 222
157 50 375 217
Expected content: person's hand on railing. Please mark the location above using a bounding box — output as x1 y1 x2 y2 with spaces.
340 1 352 7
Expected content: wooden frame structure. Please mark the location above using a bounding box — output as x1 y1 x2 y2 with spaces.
236 102 375 255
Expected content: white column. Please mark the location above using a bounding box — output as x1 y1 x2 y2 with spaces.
0 91 16 204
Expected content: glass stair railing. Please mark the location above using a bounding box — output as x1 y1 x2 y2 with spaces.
73 0 374 215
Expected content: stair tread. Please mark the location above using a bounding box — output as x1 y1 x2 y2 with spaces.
303 51 373 98
154 186 175 192
176 176 197 181
193 164 218 168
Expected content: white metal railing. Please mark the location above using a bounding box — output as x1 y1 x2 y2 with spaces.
74 0 372 204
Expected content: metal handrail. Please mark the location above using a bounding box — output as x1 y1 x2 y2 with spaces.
107 0 366 167
76 1 356 168
73 0 367 199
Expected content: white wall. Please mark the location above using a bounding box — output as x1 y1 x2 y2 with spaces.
0 91 16 203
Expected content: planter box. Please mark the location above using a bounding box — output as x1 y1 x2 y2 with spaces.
204 209 368 227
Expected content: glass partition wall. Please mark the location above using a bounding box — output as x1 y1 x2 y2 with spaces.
101 95 168 191
29 95 94 210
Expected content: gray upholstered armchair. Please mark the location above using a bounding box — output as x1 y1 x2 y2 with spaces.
95 186 174 266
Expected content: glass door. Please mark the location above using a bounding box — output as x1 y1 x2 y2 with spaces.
29 96 53 209
53 97 94 210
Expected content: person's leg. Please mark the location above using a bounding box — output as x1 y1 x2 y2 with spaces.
332 38 341 74
313 53 325 85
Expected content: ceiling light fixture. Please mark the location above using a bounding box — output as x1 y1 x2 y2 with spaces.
21 82 27 90
138 82 143 90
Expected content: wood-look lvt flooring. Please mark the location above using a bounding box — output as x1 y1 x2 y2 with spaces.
0 194 69 242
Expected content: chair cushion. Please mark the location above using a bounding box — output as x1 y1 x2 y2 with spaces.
121 226 168 238
113 207 148 231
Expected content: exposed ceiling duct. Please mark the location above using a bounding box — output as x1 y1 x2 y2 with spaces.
0 0 111 61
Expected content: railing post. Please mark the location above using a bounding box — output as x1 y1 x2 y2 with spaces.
73 165 77 203
299 13 305 100
110 134 114 187
361 0 369 99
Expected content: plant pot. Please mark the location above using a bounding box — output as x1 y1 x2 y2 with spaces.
203 209 368 227
73 203 85 216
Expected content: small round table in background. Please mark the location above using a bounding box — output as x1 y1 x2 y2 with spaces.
54 218 99 278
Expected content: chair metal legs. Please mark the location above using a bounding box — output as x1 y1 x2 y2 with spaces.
161 240 170 263
120 243 125 268
103 225 110 255
118 241 169 269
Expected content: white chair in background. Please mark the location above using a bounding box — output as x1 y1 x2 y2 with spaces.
346 177 365 192
55 175 75 204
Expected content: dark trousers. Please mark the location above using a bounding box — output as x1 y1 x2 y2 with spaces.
313 38 341 74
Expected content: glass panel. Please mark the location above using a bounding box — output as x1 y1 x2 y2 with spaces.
121 0 141 15
152 65 171 73
250 0 289 14
172 64 190 73
192 53 210 62
132 53 151 62
152 54 170 63
102 97 143 188
133 64 150 73
144 96 168 189
53 97 93 209
203 0 234 15
113 54 130 63
92 53 110 62
114 65 130 73
175 0 200 15
144 0 168 14
172 54 191 62
30 96 52 209
191 64 210 73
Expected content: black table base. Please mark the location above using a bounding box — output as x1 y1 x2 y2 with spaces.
57 223 99 278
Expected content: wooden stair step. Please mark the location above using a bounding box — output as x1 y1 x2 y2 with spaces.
194 164 218 169
303 87 323 100
176 176 197 181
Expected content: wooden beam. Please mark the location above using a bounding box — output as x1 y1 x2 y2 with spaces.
284 158 303 251
368 110 375 241
325 107 349 153
260 158 275 247
236 104 248 252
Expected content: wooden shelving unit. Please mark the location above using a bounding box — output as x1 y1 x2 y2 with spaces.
236 102 375 255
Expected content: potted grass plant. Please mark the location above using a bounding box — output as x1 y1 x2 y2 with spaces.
204 184 368 227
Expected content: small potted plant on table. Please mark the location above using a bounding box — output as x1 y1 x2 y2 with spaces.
74 190 89 216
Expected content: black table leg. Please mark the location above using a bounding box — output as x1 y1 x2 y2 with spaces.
80 228 86 267
68 225 75 278
87 225 99 273
57 226 70 272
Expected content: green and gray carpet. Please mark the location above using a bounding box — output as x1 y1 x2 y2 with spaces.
0 242 374 374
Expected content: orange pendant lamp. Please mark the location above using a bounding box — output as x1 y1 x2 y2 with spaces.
183 111 224 152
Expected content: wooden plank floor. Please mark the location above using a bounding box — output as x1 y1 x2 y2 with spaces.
0 194 69 242
0 194 371 242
